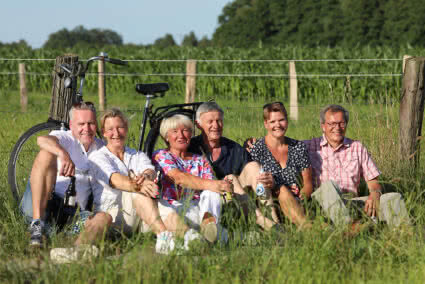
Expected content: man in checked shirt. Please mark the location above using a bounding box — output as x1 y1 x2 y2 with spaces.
305 104 410 228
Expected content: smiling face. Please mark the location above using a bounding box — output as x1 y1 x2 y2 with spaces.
69 109 97 150
197 111 224 142
167 124 192 152
321 110 347 148
102 116 128 150
264 111 288 139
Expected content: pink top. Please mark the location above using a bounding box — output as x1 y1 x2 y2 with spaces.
304 136 380 196
152 149 214 204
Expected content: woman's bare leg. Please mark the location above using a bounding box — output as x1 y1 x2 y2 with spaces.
132 194 167 234
74 212 112 246
277 185 310 229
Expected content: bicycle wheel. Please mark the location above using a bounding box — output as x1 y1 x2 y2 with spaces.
8 121 63 205
144 127 160 159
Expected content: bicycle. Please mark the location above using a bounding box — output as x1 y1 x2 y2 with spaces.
8 56 204 206
7 55 127 204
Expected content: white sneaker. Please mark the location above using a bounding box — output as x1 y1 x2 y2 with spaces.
200 221 218 243
183 228 203 250
155 231 175 255
50 245 99 264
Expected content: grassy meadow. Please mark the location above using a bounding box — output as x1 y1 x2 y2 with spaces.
1 84 425 283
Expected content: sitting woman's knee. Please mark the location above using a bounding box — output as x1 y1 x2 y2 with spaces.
277 185 293 200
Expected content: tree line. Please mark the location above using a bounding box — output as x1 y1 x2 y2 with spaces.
2 0 425 49
212 0 425 48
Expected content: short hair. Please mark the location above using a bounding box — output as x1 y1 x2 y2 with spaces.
100 107 128 134
159 114 194 142
196 102 224 122
263 102 288 121
320 104 349 124
69 102 96 122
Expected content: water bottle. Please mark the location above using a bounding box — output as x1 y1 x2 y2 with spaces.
64 176 77 208
255 167 267 199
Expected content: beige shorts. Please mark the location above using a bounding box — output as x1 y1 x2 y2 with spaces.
105 191 175 234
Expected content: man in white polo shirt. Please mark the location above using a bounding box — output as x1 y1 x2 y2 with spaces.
20 102 107 247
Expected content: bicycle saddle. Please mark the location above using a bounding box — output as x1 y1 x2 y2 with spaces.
136 83 169 95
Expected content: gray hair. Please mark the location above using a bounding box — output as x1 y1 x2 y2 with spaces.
196 102 224 122
160 114 194 142
320 104 349 124
69 102 97 122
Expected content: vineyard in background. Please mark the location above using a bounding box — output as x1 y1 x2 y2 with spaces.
0 45 418 104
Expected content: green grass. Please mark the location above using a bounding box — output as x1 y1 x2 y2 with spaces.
1 90 425 283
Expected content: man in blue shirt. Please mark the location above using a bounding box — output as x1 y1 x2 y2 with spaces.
188 102 278 230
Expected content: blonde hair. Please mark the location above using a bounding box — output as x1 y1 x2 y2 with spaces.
100 107 128 134
159 114 193 142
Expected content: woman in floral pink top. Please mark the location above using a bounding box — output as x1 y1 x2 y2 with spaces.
152 114 232 243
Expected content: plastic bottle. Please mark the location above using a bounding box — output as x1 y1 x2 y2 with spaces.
255 167 267 199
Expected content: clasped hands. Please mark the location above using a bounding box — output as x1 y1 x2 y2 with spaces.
129 169 159 198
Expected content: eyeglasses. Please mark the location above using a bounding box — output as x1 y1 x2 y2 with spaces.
326 121 346 128
263 101 284 109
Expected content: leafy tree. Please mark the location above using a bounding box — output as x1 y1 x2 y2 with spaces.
43 25 123 49
181 31 198 47
197 36 212 47
212 0 425 47
0 39 31 49
153 34 177 48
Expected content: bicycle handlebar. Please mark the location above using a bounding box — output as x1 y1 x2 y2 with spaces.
105 57 127 66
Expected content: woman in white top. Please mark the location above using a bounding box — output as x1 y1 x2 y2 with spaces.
89 108 201 254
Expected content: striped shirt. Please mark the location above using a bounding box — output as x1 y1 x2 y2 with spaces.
304 136 380 196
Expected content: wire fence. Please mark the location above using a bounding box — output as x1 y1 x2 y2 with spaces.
0 56 405 107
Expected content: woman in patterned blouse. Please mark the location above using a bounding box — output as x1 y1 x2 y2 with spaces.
152 114 232 243
250 102 313 229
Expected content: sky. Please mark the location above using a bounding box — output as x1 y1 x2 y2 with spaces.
1 0 233 48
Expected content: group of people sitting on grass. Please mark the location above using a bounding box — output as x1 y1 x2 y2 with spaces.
20 100 410 263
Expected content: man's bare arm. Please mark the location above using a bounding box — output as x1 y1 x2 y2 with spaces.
365 178 382 217
37 135 74 176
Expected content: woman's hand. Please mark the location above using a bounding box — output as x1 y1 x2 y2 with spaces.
139 179 160 198
256 171 274 189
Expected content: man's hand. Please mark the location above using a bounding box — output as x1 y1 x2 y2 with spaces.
211 180 233 194
256 171 274 189
365 178 382 218
364 191 380 217
58 150 75 176
243 137 257 152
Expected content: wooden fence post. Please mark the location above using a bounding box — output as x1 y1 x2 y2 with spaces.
49 54 78 123
19 63 27 112
185 60 196 103
289 61 298 121
98 52 107 112
403 55 412 74
399 56 425 169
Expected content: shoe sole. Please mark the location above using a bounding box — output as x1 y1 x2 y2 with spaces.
201 222 218 243
29 241 42 248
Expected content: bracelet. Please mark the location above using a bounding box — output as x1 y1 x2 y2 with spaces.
369 188 382 194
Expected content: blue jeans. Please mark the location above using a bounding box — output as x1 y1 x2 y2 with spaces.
20 181 92 234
